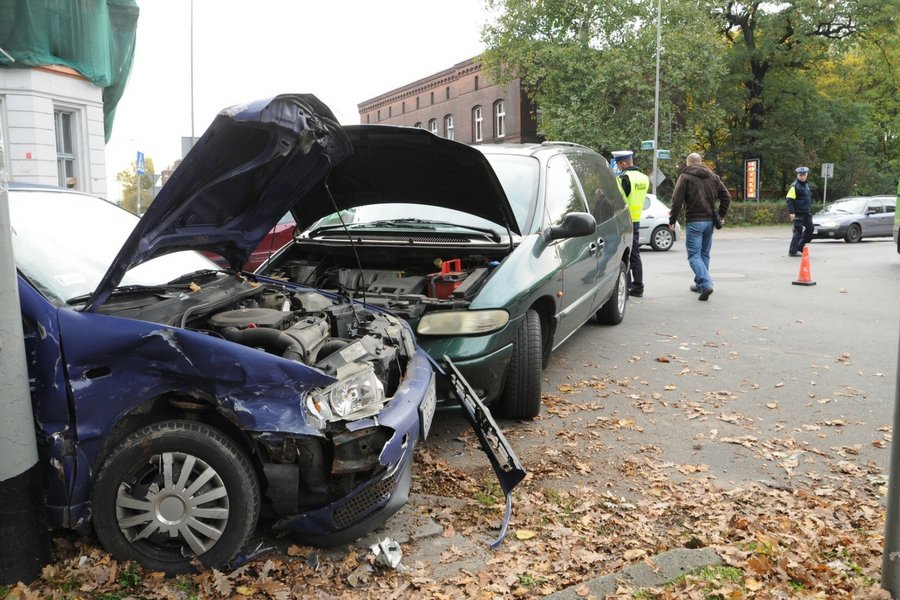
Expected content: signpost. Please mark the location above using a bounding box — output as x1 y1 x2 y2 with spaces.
657 149 671 160
821 163 834 205
640 140 655 151
744 159 760 201
136 151 145 215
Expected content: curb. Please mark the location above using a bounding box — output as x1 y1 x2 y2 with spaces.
543 547 723 599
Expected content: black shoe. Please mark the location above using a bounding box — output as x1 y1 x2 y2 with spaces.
690 285 700 293
628 288 643 298
698 287 713 301
789 252 800 257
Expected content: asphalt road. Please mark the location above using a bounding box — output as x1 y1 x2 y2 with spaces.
428 225 900 493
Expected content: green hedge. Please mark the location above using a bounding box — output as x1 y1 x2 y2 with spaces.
724 200 823 226
664 200 823 227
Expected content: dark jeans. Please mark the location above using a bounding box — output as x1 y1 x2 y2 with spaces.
628 222 643 292
790 213 814 254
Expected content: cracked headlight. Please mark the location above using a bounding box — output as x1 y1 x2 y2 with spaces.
307 364 386 424
417 309 509 335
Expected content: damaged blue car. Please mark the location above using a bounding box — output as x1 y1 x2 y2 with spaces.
11 94 523 574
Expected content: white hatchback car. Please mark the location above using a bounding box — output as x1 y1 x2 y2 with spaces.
639 194 680 251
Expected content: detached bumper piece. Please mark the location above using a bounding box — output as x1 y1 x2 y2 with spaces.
440 355 527 548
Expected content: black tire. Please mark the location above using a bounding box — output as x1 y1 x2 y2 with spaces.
499 309 543 419
596 261 628 325
650 225 674 251
844 223 862 243
92 421 259 574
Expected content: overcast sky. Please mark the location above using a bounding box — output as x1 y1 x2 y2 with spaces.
105 0 490 200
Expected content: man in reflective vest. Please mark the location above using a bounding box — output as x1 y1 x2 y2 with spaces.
613 151 649 297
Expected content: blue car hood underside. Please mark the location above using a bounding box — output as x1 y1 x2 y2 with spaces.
87 94 352 311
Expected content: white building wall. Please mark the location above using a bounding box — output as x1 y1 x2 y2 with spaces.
0 67 107 197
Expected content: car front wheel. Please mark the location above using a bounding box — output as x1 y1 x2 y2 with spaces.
596 261 627 325
844 223 862 243
92 421 260 574
499 309 543 419
650 225 674 251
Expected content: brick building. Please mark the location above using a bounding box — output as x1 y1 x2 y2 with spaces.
357 57 541 145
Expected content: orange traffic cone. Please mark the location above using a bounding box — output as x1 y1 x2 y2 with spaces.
792 246 816 286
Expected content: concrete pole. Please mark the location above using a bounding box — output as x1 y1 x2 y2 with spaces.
881 321 900 594
651 0 661 194
0 119 51 584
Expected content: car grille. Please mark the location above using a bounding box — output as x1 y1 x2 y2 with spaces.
319 233 472 244
333 471 397 529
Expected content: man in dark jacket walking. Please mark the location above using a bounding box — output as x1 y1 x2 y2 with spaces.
668 153 731 301
786 166 813 256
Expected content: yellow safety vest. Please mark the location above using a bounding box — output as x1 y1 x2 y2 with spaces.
617 170 650 222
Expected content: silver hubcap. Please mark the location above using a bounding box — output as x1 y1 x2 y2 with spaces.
616 270 627 313
115 452 230 557
654 229 672 250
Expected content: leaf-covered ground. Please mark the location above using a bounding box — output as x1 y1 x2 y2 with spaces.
2 351 894 600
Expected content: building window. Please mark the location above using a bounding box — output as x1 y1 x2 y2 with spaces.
474 76 479 90
402 101 405 114
494 101 506 139
55 109 78 189
414 122 422 128
366 113 371 124
446 86 450 100
388 106 392 118
416 97 420 109
429 119 438 134
430 92 434 105
377 109 381 121
473 106 483 142
444 115 454 140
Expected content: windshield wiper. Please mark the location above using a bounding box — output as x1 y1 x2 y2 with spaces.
67 285 171 306
355 219 436 229
167 269 222 285
357 218 501 241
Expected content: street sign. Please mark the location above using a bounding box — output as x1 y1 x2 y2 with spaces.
821 163 834 178
657 149 671 159
640 140 655 150
649 169 666 188
136 151 145 175
744 159 760 201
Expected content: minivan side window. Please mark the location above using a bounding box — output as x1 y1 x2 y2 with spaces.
567 152 622 223
545 155 588 227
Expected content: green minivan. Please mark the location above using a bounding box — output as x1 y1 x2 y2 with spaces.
260 126 632 419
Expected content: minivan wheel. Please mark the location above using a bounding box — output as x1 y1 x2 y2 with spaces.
499 309 543 419
596 261 628 325
650 225 674 251
92 421 259 574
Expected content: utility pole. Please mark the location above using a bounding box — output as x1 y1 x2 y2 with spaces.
651 0 662 194
0 116 51 585
881 322 900 594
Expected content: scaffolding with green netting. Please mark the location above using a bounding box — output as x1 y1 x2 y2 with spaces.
0 0 139 141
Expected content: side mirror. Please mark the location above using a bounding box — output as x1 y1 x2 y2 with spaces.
543 212 597 242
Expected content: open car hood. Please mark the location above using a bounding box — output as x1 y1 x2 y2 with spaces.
87 94 352 311
292 125 519 236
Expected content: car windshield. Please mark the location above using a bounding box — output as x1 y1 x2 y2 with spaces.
307 203 505 237
480 154 539 230
10 190 217 304
821 198 867 214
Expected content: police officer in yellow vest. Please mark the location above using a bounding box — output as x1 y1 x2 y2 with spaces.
613 151 650 297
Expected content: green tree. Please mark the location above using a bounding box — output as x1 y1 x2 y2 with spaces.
706 0 893 195
480 0 730 194
115 156 156 215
